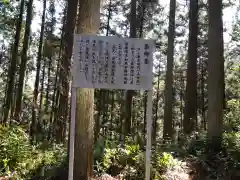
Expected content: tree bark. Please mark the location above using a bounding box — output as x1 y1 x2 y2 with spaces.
124 0 137 136
183 0 198 134
207 0 224 151
200 58 206 130
14 0 34 121
49 6 66 140
163 0 176 139
153 64 161 146
2 0 24 123
45 57 52 112
57 0 78 142
39 56 46 120
73 0 100 179
31 0 47 141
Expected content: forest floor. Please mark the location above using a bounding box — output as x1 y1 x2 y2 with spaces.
1 156 240 180
162 157 240 180
93 156 240 180
92 160 191 180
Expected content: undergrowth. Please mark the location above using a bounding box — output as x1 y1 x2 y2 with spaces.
1 100 240 180
93 136 182 180
0 125 66 179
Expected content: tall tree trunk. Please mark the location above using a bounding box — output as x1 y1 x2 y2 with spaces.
138 2 147 142
39 57 46 119
61 1 78 177
49 52 61 140
139 2 145 38
119 90 125 143
180 71 184 131
153 64 161 146
49 7 66 140
57 0 77 142
143 91 147 135
95 0 112 143
74 1 100 179
101 0 112 129
94 90 102 143
124 0 137 136
45 0 55 114
31 0 47 141
207 0 224 151
45 57 52 112
96 0 112 141
14 0 34 121
200 58 206 130
2 0 24 123
183 0 198 134
163 0 176 139
110 90 114 139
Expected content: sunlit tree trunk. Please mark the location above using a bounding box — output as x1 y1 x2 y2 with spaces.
73 0 100 179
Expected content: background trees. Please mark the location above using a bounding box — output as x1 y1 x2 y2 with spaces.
0 0 239 179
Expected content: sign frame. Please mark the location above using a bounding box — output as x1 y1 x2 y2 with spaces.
68 34 155 180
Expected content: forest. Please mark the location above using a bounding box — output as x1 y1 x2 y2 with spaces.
0 0 240 179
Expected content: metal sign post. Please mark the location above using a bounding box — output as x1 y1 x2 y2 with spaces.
69 35 155 180
145 90 153 180
68 87 77 180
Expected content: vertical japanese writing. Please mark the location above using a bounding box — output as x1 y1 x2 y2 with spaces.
136 47 141 85
73 35 154 90
123 42 129 84
130 45 135 84
144 43 150 64
85 39 90 81
78 39 84 71
111 44 117 84
118 43 122 66
98 40 104 84
91 40 97 84
104 42 109 84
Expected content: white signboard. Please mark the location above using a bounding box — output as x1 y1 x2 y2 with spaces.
69 34 155 180
72 35 155 90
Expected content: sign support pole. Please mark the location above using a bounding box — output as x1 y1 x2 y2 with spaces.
145 90 153 180
68 87 77 180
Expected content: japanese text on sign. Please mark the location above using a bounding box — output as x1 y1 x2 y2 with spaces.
72 35 155 90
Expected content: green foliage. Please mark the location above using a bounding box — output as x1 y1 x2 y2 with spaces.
0 125 31 176
0 125 66 179
93 137 178 179
156 152 177 171
224 99 240 131
0 0 16 42
223 132 240 168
